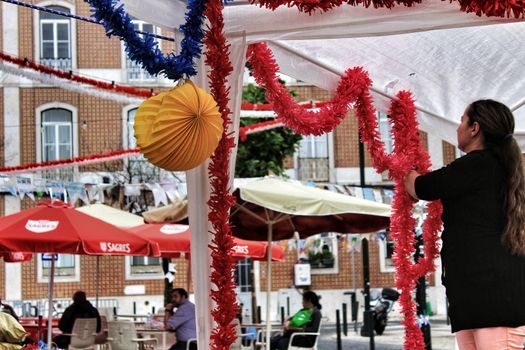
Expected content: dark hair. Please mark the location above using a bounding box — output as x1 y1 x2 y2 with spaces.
172 288 189 299
73 291 87 304
467 99 525 255
303 291 321 309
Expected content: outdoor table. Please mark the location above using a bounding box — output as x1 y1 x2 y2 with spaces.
137 328 175 350
19 317 60 342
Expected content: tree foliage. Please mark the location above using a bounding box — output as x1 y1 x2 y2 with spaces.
235 83 302 178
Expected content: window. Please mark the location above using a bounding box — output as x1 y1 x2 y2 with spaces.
297 134 329 181
303 233 339 275
235 258 252 292
42 108 73 162
377 112 393 154
40 6 71 70
37 254 80 282
125 108 160 183
378 230 395 273
125 256 162 279
126 21 157 82
299 134 328 159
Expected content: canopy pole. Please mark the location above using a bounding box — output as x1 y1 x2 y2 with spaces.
96 256 100 308
47 257 55 350
266 222 273 350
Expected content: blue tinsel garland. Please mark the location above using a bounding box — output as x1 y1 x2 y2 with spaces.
85 0 206 81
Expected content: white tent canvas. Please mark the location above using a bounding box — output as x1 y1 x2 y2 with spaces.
119 0 525 347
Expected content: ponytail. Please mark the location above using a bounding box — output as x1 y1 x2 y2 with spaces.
468 100 525 255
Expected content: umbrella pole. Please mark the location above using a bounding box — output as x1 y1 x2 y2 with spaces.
47 257 55 350
96 256 100 308
266 223 273 350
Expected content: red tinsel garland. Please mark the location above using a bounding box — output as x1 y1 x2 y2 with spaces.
249 0 525 17
248 42 443 349
0 148 140 174
203 0 239 348
0 52 154 98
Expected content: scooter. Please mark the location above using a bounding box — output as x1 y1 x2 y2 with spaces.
370 288 400 335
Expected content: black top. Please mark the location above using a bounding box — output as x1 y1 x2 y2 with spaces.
415 149 525 332
58 300 101 334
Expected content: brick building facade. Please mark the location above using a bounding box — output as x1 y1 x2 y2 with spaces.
0 1 458 319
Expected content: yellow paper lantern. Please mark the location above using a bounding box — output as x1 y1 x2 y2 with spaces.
134 80 223 171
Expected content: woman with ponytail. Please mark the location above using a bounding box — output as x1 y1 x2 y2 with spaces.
405 99 525 349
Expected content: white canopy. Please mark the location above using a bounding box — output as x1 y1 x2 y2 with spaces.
119 1 525 347
123 0 525 148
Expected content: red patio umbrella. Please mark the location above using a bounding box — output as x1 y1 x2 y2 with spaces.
0 200 160 348
127 223 285 261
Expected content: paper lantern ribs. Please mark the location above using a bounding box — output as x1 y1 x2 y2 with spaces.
134 80 223 171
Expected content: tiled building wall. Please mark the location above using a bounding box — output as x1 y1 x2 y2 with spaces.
443 141 457 165
18 1 33 61
20 88 123 170
76 1 121 69
260 239 396 291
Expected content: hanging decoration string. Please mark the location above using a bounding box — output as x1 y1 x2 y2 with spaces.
249 0 524 17
241 101 330 111
0 149 140 174
239 119 284 141
1 0 175 42
247 41 442 350
86 0 206 81
0 52 153 98
0 63 144 105
203 0 239 348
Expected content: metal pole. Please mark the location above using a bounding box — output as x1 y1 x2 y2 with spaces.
265 223 273 350
336 309 342 350
96 256 100 308
342 303 348 336
358 133 366 187
360 238 375 349
47 257 55 350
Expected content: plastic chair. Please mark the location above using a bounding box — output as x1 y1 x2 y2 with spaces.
185 338 197 350
68 318 98 350
94 315 109 350
287 320 322 350
107 320 157 350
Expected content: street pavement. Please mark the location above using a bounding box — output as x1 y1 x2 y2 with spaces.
317 316 456 349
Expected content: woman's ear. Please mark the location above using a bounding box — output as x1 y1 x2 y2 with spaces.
471 121 482 137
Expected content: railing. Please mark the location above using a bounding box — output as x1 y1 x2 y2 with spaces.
40 58 72 71
40 167 76 182
298 157 329 182
126 59 156 82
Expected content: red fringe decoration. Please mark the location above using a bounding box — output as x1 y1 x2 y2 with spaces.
248 42 443 350
0 52 154 98
0 148 140 174
203 0 239 348
456 0 525 18
249 0 525 17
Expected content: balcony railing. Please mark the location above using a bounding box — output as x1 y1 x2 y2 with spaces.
40 58 72 71
298 157 329 182
41 167 75 182
127 157 160 183
126 59 156 82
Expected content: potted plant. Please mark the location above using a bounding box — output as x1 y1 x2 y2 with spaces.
320 244 335 268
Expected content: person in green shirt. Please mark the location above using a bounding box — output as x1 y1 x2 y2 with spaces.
270 291 322 350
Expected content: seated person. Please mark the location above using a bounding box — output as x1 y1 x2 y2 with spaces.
270 291 322 350
53 291 101 349
0 298 19 321
0 311 29 349
165 288 197 350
